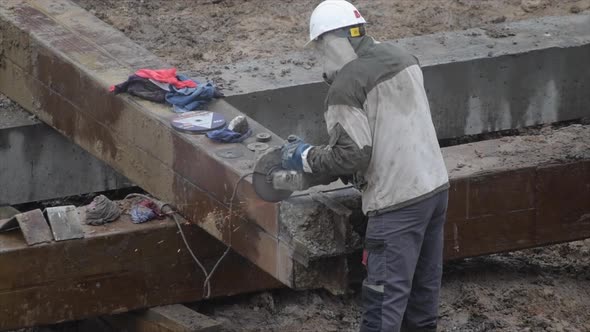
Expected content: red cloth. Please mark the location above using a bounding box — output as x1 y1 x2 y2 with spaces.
138 199 164 218
135 68 197 89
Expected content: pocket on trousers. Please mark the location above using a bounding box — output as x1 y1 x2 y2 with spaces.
360 279 384 332
365 238 386 284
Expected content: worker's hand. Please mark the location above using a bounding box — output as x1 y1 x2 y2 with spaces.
281 135 311 171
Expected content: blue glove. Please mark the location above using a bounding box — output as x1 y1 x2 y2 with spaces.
281 135 311 171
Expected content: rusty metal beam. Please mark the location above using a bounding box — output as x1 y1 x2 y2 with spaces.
444 160 590 259
0 0 300 286
0 213 281 330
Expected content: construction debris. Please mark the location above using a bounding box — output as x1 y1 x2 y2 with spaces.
84 195 122 226
15 209 53 245
46 205 85 241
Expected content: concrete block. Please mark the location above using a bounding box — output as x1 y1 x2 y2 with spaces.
213 15 590 143
0 106 132 205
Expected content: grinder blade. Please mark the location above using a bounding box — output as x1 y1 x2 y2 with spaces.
253 147 293 202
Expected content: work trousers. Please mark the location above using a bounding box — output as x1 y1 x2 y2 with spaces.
360 190 448 332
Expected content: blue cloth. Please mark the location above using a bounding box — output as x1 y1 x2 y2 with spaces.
281 137 310 171
130 205 156 224
165 75 220 112
206 127 252 143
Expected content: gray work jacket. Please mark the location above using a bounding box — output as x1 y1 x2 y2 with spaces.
303 36 449 216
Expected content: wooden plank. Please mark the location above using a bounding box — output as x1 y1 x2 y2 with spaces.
15 209 53 245
46 205 84 241
0 213 281 330
105 305 221 332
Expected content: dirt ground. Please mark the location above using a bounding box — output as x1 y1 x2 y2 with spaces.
195 241 590 331
73 0 590 72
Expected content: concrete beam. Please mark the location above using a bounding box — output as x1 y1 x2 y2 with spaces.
209 15 590 144
0 104 132 205
282 125 590 285
0 0 303 287
0 213 280 330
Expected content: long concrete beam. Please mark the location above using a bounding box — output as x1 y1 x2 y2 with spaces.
3 13 586 207
211 14 590 144
0 212 280 330
0 105 132 205
0 0 299 287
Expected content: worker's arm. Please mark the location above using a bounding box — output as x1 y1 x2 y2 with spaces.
303 104 372 176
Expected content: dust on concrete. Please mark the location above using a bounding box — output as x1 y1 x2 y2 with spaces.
190 240 590 332
72 0 590 72
446 123 590 178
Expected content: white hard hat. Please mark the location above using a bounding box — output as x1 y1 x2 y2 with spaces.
308 0 366 43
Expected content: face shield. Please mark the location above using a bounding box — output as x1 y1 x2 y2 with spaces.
315 31 358 85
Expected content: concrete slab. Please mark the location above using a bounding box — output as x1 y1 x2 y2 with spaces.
208 14 590 144
0 212 280 330
0 99 133 205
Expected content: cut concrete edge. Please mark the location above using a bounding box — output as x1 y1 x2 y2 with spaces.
279 124 590 261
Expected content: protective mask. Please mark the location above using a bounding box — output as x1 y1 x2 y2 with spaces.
316 32 357 85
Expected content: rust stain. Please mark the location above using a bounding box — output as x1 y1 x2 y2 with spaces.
31 30 126 160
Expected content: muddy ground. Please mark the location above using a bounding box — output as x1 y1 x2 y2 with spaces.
194 240 590 332
73 0 590 72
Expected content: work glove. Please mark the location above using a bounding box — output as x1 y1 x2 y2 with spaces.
281 135 311 172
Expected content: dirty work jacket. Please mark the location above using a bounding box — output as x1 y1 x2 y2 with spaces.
303 36 449 216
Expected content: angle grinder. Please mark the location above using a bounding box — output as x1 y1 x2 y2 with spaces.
252 147 311 202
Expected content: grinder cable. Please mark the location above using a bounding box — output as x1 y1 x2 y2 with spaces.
125 172 252 299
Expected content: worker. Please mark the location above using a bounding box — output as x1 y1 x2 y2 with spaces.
281 1 450 331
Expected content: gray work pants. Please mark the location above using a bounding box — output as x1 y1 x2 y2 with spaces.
360 190 448 332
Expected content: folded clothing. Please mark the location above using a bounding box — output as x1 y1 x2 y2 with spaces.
135 68 197 89
167 75 224 112
110 70 223 112
110 75 168 103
